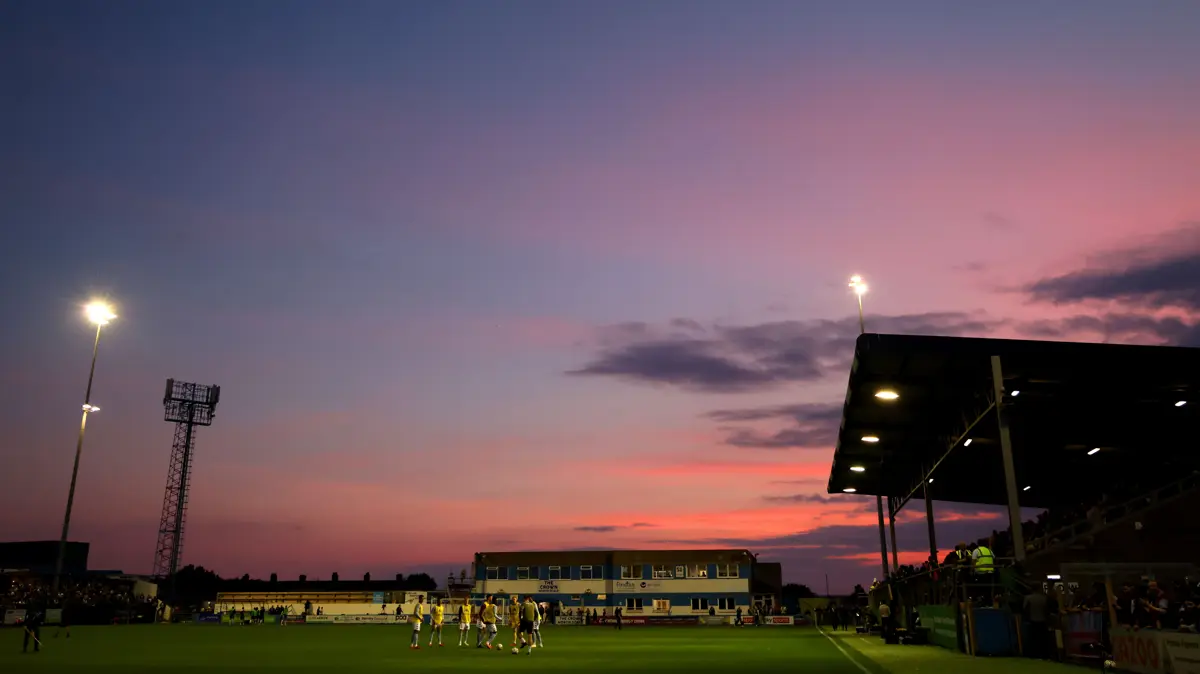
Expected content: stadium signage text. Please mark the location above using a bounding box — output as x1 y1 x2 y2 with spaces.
537 581 559 593
765 616 794 625
1109 628 1200 674
614 580 664 592
555 615 582 625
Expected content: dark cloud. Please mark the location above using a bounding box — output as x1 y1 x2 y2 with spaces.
573 523 655 533
982 212 1017 230
569 312 1001 393
1016 312 1200 347
705 402 844 450
763 494 839 504
1026 227 1200 310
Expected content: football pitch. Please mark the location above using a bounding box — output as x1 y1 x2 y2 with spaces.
0 624 1083 674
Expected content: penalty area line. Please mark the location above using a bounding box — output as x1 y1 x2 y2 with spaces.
817 627 873 674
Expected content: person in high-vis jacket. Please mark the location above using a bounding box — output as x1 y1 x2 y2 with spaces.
970 542 996 601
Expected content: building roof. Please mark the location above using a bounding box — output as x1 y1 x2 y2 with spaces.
475 550 754 566
826 334 1200 510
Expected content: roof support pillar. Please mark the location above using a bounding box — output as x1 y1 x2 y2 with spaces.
888 496 899 573
924 475 938 563
990 355 1026 562
876 495 890 579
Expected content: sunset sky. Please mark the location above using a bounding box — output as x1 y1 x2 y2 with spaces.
2 1 1198 591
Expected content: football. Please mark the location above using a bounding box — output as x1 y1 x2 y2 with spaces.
511 647 519 654
495 643 502 649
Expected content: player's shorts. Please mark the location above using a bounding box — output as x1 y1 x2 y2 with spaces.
433 620 443 628
460 620 471 631
533 620 541 631
519 619 533 633
412 620 422 632
485 622 497 635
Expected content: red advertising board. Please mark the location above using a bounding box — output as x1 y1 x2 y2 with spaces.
1112 629 1164 674
765 616 794 626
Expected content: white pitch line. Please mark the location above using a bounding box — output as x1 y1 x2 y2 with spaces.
817 627 873 674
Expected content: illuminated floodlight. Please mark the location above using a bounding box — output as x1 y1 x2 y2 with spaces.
849 276 868 296
1023 485 1031 491
850 466 866 473
928 478 934 484
842 488 857 493
82 404 100 413
1047 574 1062 580
85 301 117 326
964 438 973 447
874 390 899 400
1011 390 1020 397
861 435 879 443
1176 401 1187 407
1088 447 1100 456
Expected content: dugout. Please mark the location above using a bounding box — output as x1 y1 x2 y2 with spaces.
825 333 1200 580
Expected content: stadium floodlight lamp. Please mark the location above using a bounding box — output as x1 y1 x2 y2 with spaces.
1088 447 1100 456
842 488 857 493
928 478 934 484
850 466 866 473
1046 574 1062 580
1176 400 1187 407
82 404 100 413
874 390 899 400
1023 485 1031 491
849 275 868 296
1010 390 1020 397
861 435 879 443
85 301 117 326
963 438 973 447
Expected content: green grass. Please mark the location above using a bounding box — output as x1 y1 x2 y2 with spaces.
1 624 869 674
1 624 1088 674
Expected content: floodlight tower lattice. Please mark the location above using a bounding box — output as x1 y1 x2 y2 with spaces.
152 379 221 584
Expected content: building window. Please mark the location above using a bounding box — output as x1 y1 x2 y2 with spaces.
580 565 600 580
686 564 708 579
691 598 709 611
652 564 673 579
718 597 737 611
486 567 500 580
652 599 670 613
716 563 739 578
621 565 642 580
625 597 643 611
516 567 530 580
547 566 562 580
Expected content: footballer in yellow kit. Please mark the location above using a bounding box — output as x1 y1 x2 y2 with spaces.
408 596 424 650
479 596 499 649
428 601 445 647
458 602 473 646
508 599 520 645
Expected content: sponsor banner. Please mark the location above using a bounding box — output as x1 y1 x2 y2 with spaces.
335 614 395 624
591 617 648 626
649 617 700 626
1112 628 1200 674
306 615 336 624
538 582 559 593
919 604 961 652
195 613 221 624
45 609 63 625
702 616 728 626
3 609 26 625
1160 632 1200 674
284 615 306 624
1064 610 1105 658
1113 628 1164 674
764 616 794 626
614 580 664 592
373 592 386 604
555 615 581 625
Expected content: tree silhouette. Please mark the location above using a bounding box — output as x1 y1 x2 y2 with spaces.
405 573 437 591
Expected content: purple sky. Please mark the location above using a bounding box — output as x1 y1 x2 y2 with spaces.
2 0 1198 591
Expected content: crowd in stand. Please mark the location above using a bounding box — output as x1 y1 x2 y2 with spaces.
1066 578 1200 633
2 576 158 623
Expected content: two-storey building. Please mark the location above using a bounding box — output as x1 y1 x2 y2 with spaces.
471 550 756 617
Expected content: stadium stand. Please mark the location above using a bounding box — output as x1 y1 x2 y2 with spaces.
826 333 1200 664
